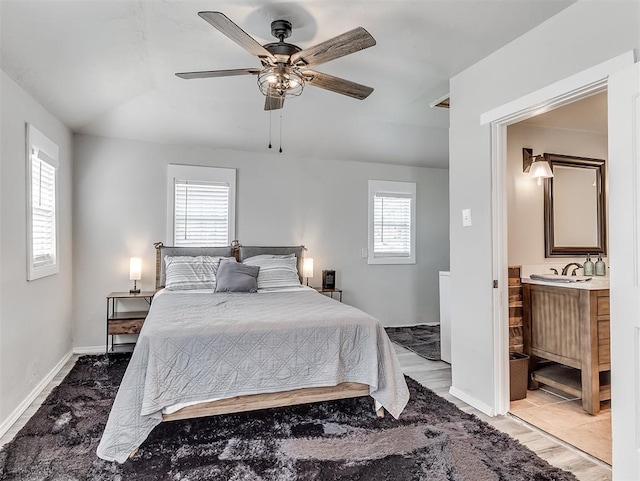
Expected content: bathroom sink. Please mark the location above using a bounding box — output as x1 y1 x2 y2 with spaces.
529 274 592 283
524 274 609 290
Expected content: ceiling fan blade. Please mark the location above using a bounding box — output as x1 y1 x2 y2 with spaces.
290 27 375 67
176 68 261 79
304 70 374 100
264 95 284 111
198 12 275 62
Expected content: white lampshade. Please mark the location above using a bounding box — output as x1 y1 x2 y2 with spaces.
529 158 554 185
129 257 142 281
303 258 314 278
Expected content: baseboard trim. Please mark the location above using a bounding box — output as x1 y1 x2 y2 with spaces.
0 350 73 439
449 386 495 417
72 345 105 355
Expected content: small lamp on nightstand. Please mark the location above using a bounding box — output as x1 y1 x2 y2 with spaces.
303 257 313 286
129 257 141 294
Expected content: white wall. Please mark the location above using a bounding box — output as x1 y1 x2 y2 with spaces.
449 0 637 426
448 0 638 478
507 122 608 267
72 134 449 349
0 70 73 428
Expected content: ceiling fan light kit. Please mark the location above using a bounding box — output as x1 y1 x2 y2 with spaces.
257 66 304 98
176 12 376 111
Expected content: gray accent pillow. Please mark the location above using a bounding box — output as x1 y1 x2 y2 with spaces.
214 259 260 293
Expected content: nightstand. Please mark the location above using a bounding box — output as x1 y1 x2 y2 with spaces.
314 287 343 302
106 291 154 353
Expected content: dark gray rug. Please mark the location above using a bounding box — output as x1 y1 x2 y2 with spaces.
0 354 576 480
385 324 441 361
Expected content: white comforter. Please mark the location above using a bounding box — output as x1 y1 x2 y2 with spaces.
97 288 409 463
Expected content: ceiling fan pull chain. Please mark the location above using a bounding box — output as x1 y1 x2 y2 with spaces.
268 110 272 149
279 111 283 153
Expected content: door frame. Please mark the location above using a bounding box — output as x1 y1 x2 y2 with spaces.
481 50 635 416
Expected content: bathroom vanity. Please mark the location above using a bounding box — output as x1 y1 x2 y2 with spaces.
522 276 610 414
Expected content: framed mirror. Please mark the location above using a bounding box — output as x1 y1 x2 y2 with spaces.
543 153 606 257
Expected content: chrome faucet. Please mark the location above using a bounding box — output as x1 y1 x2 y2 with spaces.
561 262 583 276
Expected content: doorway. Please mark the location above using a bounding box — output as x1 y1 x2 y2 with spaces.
504 92 611 463
484 53 639 479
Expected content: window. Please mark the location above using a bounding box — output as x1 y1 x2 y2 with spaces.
167 165 236 246
26 123 59 280
368 180 416 264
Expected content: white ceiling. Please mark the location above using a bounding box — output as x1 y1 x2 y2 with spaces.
520 92 608 134
0 0 575 168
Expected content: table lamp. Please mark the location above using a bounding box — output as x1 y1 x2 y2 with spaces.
129 257 141 294
303 258 313 286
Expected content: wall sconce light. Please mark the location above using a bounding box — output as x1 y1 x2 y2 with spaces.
129 257 142 294
523 148 554 185
303 257 314 286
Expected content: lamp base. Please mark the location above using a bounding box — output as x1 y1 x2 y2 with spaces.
129 288 141 294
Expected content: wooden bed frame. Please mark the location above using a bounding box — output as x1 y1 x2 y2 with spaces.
147 243 382 445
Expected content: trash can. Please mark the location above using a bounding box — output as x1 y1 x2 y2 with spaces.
509 352 529 401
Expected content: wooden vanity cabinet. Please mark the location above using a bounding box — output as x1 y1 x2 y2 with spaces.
523 283 610 414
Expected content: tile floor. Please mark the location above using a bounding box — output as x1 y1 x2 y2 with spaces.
510 387 612 465
0 348 612 481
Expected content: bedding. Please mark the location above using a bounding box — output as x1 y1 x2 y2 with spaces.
157 246 234 288
97 288 409 463
239 246 305 281
164 255 225 290
242 255 301 290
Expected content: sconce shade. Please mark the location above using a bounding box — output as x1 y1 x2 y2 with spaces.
129 257 142 281
523 148 554 185
529 158 554 179
303 258 314 279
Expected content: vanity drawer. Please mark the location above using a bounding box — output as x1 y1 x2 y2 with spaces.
597 296 610 316
598 320 610 366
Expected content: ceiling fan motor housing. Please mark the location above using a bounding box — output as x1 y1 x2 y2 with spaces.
271 19 292 41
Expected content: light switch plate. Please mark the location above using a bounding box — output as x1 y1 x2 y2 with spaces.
361 248 368 258
462 208 472 227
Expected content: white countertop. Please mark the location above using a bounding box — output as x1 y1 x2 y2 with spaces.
522 275 609 290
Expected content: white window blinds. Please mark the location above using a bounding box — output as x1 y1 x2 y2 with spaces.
31 151 57 267
368 180 416 265
373 193 411 257
26 123 60 280
174 181 230 247
167 165 236 247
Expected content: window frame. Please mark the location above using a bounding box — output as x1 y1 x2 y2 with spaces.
166 165 236 247
26 123 60 281
367 180 416 265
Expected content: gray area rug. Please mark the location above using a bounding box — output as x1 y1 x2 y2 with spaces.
0 354 576 480
385 324 441 361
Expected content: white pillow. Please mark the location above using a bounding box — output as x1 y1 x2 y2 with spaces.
242 255 301 290
164 255 230 290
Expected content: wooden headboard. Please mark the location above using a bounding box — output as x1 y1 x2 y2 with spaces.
154 242 306 289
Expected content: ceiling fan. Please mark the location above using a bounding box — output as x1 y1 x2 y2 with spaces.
175 12 376 111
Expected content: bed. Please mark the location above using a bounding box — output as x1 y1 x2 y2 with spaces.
96 244 410 463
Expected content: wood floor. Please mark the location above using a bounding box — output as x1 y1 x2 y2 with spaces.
0 348 612 480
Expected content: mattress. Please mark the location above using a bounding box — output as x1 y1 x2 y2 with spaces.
97 288 409 463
